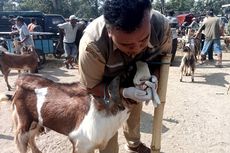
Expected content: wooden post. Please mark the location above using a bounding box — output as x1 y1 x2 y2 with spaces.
151 54 171 153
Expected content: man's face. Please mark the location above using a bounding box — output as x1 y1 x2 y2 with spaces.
70 19 77 26
107 11 151 56
16 20 23 27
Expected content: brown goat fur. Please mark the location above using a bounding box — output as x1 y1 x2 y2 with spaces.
10 73 134 153
0 48 38 91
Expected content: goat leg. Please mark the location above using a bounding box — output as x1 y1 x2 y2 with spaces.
180 66 183 82
3 69 12 91
69 57 74 68
191 67 194 82
28 123 42 153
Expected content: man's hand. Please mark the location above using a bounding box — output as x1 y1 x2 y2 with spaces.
10 30 19 35
145 79 161 106
122 87 152 102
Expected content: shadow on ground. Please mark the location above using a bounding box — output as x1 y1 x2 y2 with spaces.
140 111 179 134
0 134 14 141
194 72 230 87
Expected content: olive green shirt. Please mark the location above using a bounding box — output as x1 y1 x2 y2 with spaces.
198 16 222 40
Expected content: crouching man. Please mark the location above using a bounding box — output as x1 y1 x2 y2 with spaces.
78 0 172 152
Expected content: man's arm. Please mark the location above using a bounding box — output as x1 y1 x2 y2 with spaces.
196 23 205 37
78 33 106 94
20 35 29 43
145 17 172 79
20 26 30 43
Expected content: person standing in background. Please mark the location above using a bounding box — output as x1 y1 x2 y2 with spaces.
196 9 224 67
28 18 42 32
11 16 34 47
58 15 79 69
166 9 178 65
28 18 37 32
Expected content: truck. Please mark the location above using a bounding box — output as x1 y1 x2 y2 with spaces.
0 11 66 60
0 11 65 34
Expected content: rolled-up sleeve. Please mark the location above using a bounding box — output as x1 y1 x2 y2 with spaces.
57 23 66 29
78 34 106 89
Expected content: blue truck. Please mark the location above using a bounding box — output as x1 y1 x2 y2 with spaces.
0 11 66 61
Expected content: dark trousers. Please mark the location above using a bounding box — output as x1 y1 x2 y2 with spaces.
171 38 178 63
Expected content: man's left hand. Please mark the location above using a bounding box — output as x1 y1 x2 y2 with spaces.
144 76 161 106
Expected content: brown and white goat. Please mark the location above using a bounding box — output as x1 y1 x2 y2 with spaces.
180 44 196 82
7 61 159 153
11 76 129 153
0 47 38 91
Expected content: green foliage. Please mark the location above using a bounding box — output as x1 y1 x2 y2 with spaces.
3 0 105 19
154 0 230 16
2 0 230 19
19 0 53 13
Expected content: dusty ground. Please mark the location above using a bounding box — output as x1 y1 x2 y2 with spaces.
0 50 230 153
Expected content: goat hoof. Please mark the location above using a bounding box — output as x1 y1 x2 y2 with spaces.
192 79 194 82
7 87 12 91
180 79 182 82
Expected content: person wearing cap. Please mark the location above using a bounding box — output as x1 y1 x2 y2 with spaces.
58 15 79 69
195 9 224 67
11 16 34 47
78 0 172 153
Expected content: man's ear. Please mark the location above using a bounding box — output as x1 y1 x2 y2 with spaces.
106 25 113 38
107 28 112 38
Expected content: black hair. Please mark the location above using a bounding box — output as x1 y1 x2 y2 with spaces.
167 9 175 16
207 8 214 16
31 18 36 23
103 0 152 33
16 16 24 22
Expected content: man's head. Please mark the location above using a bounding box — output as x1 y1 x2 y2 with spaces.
207 9 214 17
31 18 36 24
69 15 78 25
15 16 24 27
103 0 152 56
167 9 175 17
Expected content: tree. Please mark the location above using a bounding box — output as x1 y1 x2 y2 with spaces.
19 0 53 13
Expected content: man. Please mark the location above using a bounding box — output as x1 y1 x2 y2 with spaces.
28 18 42 32
196 9 224 67
188 17 199 31
11 16 34 47
28 18 37 32
166 9 178 64
79 0 172 153
58 15 79 69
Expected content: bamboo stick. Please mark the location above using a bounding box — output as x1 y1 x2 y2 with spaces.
151 54 171 153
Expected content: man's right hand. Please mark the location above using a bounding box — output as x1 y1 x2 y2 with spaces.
122 87 152 102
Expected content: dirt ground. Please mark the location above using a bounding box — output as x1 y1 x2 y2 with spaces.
0 49 230 153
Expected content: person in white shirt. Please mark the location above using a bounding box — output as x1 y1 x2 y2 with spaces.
12 16 34 47
58 15 79 69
